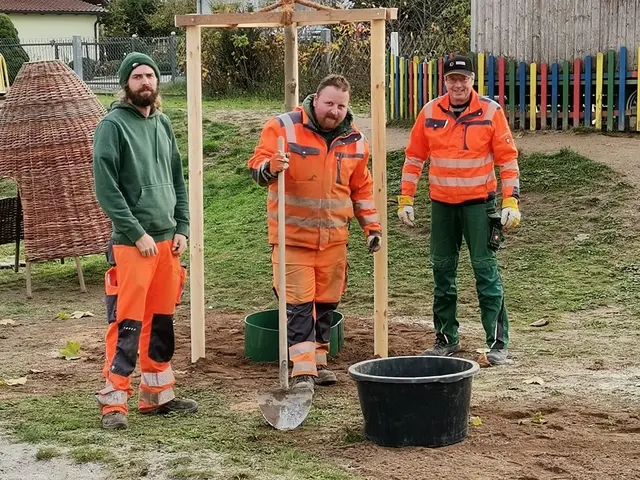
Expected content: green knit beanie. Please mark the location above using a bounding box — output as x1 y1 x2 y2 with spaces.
118 52 161 88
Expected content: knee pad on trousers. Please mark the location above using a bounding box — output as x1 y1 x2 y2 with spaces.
431 255 458 272
287 302 314 344
111 319 142 376
148 314 175 363
316 302 339 321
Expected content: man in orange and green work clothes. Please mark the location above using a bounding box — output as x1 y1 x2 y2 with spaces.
249 74 382 392
398 55 521 366
93 52 197 430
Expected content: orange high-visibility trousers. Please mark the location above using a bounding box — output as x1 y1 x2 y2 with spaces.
272 244 347 377
96 239 184 415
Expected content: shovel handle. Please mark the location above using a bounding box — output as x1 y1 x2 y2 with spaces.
277 136 289 390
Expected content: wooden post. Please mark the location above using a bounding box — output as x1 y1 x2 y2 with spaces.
74 256 87 293
370 19 388 358
186 25 206 363
26 261 32 299
284 24 299 111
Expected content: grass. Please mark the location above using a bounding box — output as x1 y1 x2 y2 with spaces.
0 389 362 480
35 446 60 460
2 96 640 477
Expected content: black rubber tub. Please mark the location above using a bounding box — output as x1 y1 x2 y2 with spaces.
348 355 480 448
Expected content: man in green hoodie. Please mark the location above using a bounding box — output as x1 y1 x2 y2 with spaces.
93 52 196 430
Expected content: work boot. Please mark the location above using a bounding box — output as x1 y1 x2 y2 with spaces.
315 366 337 386
141 397 198 415
291 375 315 393
486 349 509 366
102 412 128 430
423 337 461 356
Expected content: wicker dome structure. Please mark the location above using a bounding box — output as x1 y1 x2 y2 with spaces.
0 60 111 296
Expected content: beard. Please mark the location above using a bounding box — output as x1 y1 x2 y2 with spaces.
125 85 158 108
318 114 341 131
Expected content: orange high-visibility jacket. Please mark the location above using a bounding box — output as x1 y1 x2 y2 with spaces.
248 108 380 250
401 90 519 204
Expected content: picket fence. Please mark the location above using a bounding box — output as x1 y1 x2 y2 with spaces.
387 47 640 132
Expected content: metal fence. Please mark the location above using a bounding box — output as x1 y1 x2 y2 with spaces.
0 35 182 93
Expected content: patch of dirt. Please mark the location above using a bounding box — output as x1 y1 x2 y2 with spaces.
3 308 640 479
0 431 107 480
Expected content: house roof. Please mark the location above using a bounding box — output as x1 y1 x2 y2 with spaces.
0 0 106 15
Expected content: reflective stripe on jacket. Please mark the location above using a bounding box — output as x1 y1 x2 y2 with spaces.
248 107 380 250
401 90 520 204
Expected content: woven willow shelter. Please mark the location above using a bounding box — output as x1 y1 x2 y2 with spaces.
0 60 111 297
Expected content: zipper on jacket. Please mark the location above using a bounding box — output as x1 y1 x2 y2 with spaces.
336 155 342 184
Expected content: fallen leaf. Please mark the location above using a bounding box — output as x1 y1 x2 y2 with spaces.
55 312 71 321
4 377 27 386
70 311 94 319
59 340 81 360
530 319 549 327
574 233 590 242
470 416 483 427
475 347 490 354
174 370 187 375
531 412 547 425
29 369 44 374
477 353 491 368
0 319 16 326
524 376 545 385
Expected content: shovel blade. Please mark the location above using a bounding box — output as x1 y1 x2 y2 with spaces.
258 387 313 431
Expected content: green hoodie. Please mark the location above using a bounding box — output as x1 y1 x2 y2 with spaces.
93 101 189 246
301 94 355 147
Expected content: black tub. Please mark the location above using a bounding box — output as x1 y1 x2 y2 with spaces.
348 355 480 448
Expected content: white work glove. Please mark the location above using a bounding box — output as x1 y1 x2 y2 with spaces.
501 197 521 229
397 195 415 227
366 232 382 253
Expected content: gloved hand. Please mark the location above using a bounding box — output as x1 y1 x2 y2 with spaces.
268 150 289 175
366 231 382 253
501 197 521 229
397 195 415 227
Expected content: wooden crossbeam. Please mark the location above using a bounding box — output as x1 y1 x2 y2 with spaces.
175 8 397 28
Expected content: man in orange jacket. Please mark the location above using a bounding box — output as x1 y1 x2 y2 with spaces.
249 74 381 391
398 55 520 366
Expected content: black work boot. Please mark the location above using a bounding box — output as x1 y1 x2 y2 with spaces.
315 366 337 386
141 397 198 415
423 337 461 356
102 412 128 429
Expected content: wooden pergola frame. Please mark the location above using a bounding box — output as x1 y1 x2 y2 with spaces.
175 4 397 363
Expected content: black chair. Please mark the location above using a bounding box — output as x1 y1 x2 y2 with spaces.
0 194 24 272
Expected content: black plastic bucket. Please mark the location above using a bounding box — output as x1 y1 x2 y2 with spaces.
348 356 480 448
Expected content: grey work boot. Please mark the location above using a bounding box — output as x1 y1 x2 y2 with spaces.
141 397 198 415
315 366 337 386
423 337 461 356
102 412 128 430
486 349 509 366
291 374 315 393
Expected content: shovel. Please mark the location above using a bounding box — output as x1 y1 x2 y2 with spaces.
257 136 313 431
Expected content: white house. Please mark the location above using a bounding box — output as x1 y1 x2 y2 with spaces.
1 0 105 41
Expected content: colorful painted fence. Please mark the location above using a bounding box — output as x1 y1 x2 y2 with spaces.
387 47 640 132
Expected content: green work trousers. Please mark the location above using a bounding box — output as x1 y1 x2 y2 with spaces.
430 198 509 349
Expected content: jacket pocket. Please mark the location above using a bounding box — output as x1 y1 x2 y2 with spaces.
463 120 493 151
133 183 177 234
288 143 322 182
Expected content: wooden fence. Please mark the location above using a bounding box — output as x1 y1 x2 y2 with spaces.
387 47 640 132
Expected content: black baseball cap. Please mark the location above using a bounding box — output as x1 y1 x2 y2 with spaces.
444 55 474 77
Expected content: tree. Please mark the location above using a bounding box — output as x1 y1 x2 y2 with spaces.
149 0 197 36
101 0 161 37
0 14 29 84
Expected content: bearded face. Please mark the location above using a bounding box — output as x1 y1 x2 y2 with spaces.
313 86 350 131
125 64 158 108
